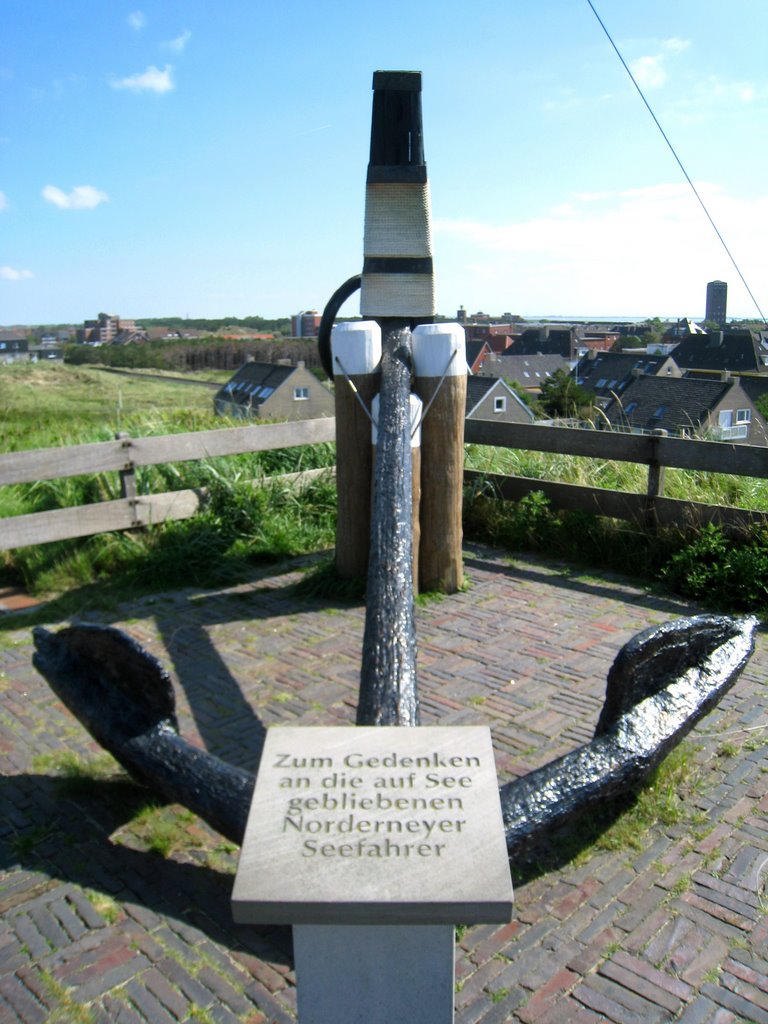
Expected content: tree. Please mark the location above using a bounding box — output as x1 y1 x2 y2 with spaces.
611 334 643 352
538 369 595 421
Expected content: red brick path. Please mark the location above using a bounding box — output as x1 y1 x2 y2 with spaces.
1 544 766 1022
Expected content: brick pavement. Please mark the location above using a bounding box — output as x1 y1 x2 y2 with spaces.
0 542 766 1023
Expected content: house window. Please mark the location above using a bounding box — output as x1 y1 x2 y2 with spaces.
596 378 608 388
494 396 507 413
736 409 751 423
652 406 667 418
625 402 638 414
293 387 309 401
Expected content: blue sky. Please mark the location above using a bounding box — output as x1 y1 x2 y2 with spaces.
1 0 767 326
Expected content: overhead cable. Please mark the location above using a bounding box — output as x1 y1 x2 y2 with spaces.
586 0 767 326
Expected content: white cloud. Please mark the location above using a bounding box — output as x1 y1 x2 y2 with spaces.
0 191 8 211
661 37 690 55
165 30 191 52
434 183 768 318
111 64 175 94
42 184 109 210
631 55 666 89
0 266 33 281
128 10 145 31
630 37 691 90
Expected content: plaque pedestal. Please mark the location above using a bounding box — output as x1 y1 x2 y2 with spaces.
294 923 454 1024
232 726 513 1024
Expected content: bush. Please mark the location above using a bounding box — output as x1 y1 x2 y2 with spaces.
464 487 768 615
662 523 768 610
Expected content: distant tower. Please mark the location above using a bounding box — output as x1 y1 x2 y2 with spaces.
705 281 727 326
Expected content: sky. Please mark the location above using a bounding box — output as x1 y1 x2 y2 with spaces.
1 0 767 326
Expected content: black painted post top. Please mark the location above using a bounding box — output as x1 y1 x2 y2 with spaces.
368 70 426 184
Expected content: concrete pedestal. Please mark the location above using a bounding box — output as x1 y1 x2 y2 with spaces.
293 923 454 1024
232 727 513 1024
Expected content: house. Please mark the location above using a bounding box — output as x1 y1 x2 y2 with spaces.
466 340 493 373
214 360 334 421
29 346 64 362
507 325 578 360
574 350 681 407
601 374 768 445
579 329 620 353
0 337 29 364
465 376 535 424
487 353 569 393
671 330 768 374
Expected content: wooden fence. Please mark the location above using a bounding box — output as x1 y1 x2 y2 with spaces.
1 417 766 551
464 420 768 536
0 419 335 550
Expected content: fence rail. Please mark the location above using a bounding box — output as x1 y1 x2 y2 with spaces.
464 420 768 536
1 417 766 551
0 418 335 550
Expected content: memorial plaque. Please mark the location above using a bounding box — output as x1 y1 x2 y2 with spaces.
232 726 513 925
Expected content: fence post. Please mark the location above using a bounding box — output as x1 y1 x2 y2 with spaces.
116 432 140 526
645 428 668 528
331 322 381 579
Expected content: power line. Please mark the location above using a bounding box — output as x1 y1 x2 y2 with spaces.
586 0 767 326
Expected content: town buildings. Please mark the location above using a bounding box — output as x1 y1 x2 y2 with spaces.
291 311 322 338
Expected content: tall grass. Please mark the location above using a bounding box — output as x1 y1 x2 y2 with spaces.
464 443 768 511
3 364 768 611
0 363 336 598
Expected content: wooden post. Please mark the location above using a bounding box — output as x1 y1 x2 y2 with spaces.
331 321 381 579
413 324 467 593
115 431 139 527
645 428 668 530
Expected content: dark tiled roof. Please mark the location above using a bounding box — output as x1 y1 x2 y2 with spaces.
497 354 568 385
466 341 489 368
671 332 767 373
734 374 768 407
465 375 499 411
509 328 574 357
575 351 673 397
603 375 732 434
215 362 295 407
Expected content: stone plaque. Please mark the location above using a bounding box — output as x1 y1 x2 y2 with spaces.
232 726 513 925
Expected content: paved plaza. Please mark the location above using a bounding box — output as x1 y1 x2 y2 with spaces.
1 543 766 1023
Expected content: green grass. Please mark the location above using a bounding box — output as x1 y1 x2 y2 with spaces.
0 363 337 603
121 802 201 858
596 744 701 851
3 363 768 613
0 362 216 452
31 750 125 796
8 821 62 859
465 442 768 512
512 741 706 881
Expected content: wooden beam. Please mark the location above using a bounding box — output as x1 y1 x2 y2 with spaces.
463 470 768 538
464 421 768 479
0 418 336 486
2 490 204 549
